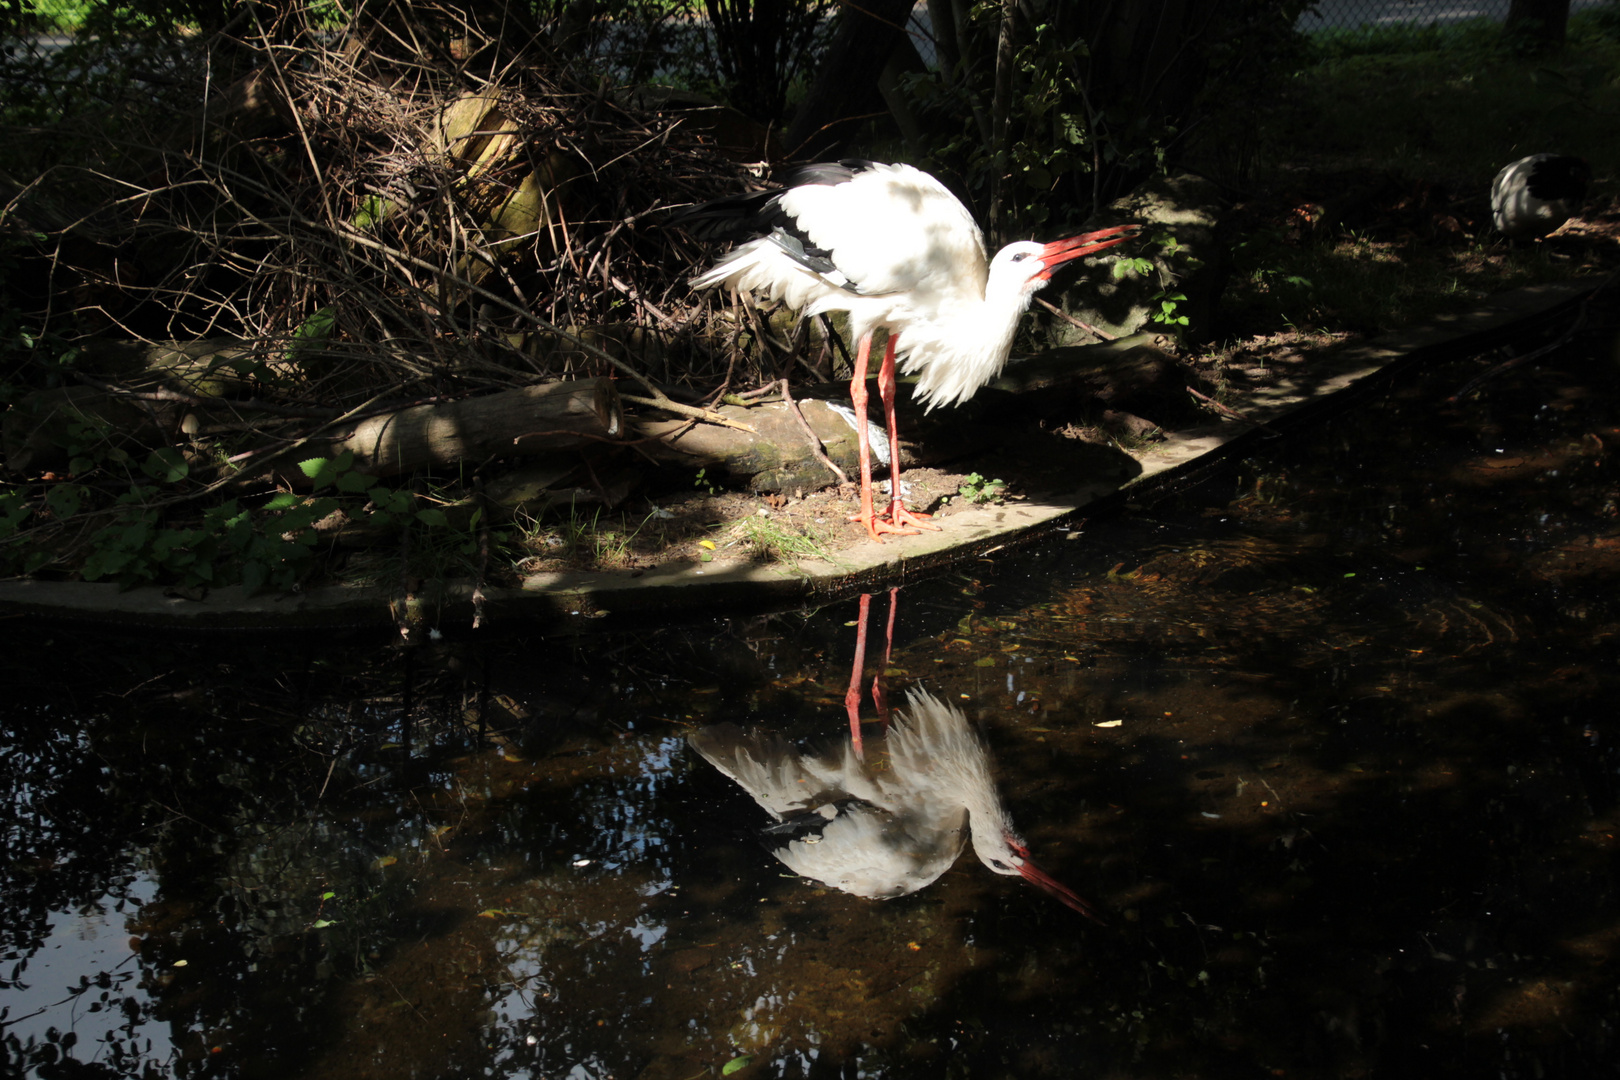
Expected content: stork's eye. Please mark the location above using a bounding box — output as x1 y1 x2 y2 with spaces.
990 859 1013 872
1009 253 1028 263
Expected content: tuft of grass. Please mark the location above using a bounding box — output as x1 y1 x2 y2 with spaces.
514 500 664 571
729 513 830 567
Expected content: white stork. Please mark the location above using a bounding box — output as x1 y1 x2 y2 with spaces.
1491 153 1590 240
676 160 1136 542
688 687 1102 918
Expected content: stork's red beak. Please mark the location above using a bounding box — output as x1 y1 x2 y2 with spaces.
1036 223 1139 279
1018 859 1107 924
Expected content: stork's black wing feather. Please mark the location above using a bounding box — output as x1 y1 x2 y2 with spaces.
666 159 883 242
664 186 787 242
670 159 887 291
758 799 864 842
1525 155 1592 202
773 158 881 189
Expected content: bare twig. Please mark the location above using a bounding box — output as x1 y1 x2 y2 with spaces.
780 378 848 484
1187 385 1278 433
1034 296 1119 340
620 394 755 432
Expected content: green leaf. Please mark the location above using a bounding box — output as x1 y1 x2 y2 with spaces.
415 508 449 529
44 483 83 519
352 194 390 229
264 491 302 511
142 447 190 483
241 560 268 591
369 488 414 513
0 494 30 533
299 457 333 481
311 919 336 929
336 469 372 493
722 1057 753 1076
292 308 336 347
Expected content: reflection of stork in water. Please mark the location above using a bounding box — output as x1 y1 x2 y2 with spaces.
688 591 1102 919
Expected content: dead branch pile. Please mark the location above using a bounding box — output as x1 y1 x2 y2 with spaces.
4 1 789 465
0 2 879 589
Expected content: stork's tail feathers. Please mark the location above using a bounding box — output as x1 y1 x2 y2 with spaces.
665 189 784 243
688 724 841 821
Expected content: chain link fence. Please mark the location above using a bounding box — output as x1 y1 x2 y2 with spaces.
900 2 1613 63
1299 0 1609 34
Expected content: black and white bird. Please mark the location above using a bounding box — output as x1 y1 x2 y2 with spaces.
688 688 1102 918
1491 153 1591 240
676 160 1135 542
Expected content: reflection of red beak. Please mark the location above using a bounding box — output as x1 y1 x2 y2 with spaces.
1018 860 1107 924
1035 223 1139 280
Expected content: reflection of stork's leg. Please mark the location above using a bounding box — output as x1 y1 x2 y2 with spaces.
870 585 900 727
844 592 873 758
877 335 940 534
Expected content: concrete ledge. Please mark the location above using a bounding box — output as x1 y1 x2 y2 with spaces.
0 277 1604 630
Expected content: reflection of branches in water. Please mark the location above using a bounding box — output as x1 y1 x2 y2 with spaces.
1406 598 1519 652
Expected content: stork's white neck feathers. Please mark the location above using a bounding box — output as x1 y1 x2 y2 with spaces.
891 240 1057 410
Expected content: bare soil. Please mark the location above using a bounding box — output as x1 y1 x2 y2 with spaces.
506 184 1620 582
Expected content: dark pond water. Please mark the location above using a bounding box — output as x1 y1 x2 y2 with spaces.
4 316 1620 1079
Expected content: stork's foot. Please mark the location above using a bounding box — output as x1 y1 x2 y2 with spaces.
851 509 923 544
883 502 940 533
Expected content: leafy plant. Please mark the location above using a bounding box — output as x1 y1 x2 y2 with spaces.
956 472 1007 505
1152 290 1191 328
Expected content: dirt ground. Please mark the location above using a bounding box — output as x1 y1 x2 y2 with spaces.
505 185 1620 582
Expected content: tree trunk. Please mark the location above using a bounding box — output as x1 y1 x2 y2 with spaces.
1504 0 1569 49
988 0 1019 233
783 0 916 160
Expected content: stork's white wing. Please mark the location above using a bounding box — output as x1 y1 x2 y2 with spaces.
778 163 989 311
688 725 832 820
775 804 968 899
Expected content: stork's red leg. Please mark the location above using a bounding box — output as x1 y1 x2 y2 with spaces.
876 335 939 534
849 334 922 543
844 592 873 759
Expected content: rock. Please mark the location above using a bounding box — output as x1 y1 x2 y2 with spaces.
1046 172 1231 346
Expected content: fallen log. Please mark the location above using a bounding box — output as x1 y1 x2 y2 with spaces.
266 378 623 483
634 397 865 495
626 336 1196 492
635 391 1000 494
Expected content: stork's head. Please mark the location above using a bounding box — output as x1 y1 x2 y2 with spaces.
987 224 1138 299
975 828 1106 923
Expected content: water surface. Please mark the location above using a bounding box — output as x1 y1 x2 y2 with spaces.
4 323 1618 1078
